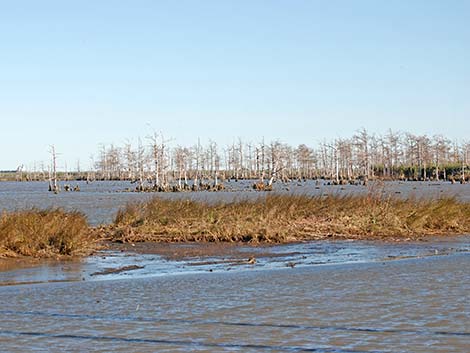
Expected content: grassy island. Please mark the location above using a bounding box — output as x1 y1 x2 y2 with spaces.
1 194 470 258
108 194 470 243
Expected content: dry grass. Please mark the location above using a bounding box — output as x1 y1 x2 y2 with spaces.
3 193 469 258
0 209 93 258
109 193 470 243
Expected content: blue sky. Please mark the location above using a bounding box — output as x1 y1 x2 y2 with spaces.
0 1 469 170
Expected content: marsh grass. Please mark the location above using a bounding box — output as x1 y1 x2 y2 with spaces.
110 193 470 243
2 193 469 258
0 209 92 258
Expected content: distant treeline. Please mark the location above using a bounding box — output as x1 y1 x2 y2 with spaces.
7 129 470 186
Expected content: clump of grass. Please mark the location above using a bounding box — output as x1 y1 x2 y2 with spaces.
109 194 470 243
0 209 92 258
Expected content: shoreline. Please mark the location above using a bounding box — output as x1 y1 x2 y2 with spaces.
1 234 469 278
1 236 469 287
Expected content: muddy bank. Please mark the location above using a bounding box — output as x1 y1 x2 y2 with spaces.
1 236 469 287
105 241 300 261
90 264 144 276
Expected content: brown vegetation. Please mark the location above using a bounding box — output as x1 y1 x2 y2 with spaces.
108 194 470 243
0 209 92 258
2 192 469 259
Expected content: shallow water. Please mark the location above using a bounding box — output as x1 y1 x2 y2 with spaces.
0 253 468 352
1 238 469 352
2 237 469 286
1 180 469 225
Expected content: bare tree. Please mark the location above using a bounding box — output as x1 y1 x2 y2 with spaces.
49 145 59 193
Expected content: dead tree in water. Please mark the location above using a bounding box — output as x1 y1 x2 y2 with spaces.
461 144 468 183
49 145 59 193
174 146 190 190
136 138 145 191
208 140 219 186
268 141 282 186
260 139 266 182
15 165 24 182
159 134 172 189
148 132 160 189
432 135 450 181
323 143 339 184
123 142 136 181
295 144 314 180
192 138 202 190
70 130 468 187
354 128 371 179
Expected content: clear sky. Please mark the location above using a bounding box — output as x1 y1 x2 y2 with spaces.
0 0 469 170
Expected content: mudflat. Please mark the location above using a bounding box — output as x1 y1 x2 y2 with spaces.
0 251 468 352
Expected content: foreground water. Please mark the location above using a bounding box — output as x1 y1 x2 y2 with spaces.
1 237 469 352
0 252 468 352
1 181 469 351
